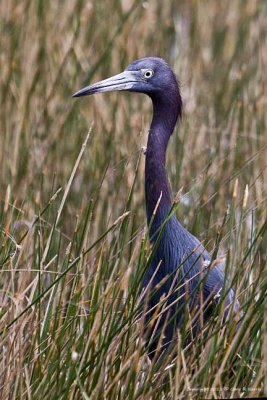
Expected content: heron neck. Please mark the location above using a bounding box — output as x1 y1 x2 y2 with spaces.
145 96 179 239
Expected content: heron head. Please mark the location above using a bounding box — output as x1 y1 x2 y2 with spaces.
72 57 180 102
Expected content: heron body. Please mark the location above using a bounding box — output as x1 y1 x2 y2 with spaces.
73 57 240 356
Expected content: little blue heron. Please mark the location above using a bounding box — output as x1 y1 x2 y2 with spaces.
73 57 241 357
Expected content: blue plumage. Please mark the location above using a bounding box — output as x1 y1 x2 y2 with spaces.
143 210 239 355
73 57 241 358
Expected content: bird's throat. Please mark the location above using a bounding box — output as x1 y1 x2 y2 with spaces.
145 98 178 239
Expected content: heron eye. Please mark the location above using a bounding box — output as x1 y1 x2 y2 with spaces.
143 69 154 79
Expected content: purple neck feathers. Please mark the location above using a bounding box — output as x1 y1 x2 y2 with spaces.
145 88 182 238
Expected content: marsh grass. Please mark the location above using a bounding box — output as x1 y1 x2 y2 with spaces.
0 0 266 398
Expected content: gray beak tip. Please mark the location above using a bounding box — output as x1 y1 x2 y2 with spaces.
72 91 82 98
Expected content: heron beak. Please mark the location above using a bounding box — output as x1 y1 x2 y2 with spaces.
72 71 139 98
